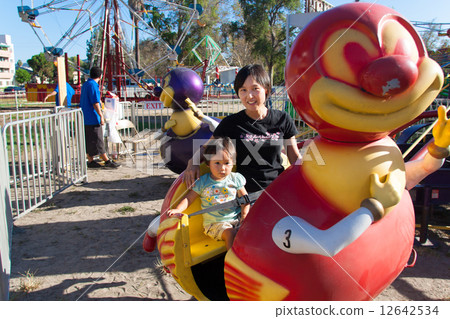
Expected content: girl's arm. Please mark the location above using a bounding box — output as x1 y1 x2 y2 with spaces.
167 190 199 217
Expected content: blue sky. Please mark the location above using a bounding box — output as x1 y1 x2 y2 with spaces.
1 0 449 64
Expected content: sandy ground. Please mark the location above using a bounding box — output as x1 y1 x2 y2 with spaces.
8 156 450 301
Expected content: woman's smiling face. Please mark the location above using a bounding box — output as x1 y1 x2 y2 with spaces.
238 76 267 112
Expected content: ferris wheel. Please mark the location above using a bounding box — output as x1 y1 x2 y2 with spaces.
411 21 450 37
17 0 203 94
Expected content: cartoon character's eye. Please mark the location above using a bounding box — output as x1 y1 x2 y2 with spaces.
319 23 381 87
380 18 421 63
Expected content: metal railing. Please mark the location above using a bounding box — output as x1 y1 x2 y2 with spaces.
97 96 450 152
1 108 87 219
430 98 450 110
120 95 316 139
0 91 29 109
0 130 12 300
0 109 52 128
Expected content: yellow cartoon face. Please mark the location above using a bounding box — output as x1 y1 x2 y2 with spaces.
286 7 444 141
310 19 443 134
160 74 174 108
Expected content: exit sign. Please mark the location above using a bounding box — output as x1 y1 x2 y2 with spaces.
143 101 164 110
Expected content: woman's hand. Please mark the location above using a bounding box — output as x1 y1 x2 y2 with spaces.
182 136 215 188
285 136 302 165
182 159 200 189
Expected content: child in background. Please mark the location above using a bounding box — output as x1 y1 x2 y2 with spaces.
168 137 250 250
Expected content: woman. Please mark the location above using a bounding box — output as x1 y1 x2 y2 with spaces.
183 64 301 192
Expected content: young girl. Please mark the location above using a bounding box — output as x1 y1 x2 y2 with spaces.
168 137 250 250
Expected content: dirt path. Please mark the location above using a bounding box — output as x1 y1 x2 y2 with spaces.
8 159 450 301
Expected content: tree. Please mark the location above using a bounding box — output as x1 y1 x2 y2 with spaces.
140 0 224 69
27 53 56 83
221 18 259 67
86 26 102 67
67 56 90 84
181 0 225 66
15 68 31 84
236 0 301 84
139 38 173 77
128 0 145 66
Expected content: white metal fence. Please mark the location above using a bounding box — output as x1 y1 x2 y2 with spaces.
118 95 450 145
120 95 317 141
1 108 88 219
0 131 12 300
0 109 52 125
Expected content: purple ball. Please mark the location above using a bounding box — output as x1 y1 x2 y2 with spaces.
163 68 204 109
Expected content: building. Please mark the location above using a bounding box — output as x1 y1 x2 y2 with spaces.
0 35 15 87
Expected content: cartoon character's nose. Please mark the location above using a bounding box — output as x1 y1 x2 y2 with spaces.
359 55 418 97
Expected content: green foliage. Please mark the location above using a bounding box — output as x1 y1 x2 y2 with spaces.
138 0 224 72
236 0 301 83
86 26 102 67
26 53 56 83
272 63 285 86
15 68 31 84
67 56 89 84
117 206 135 213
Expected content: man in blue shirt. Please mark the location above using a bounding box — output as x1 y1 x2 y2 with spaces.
44 82 75 106
80 66 120 169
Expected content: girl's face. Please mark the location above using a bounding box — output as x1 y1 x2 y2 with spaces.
237 76 267 112
208 149 233 181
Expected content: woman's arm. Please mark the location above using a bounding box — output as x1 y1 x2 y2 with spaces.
237 188 250 221
183 135 216 188
285 136 302 165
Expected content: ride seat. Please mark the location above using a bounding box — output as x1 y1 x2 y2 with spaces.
186 202 227 266
167 163 230 267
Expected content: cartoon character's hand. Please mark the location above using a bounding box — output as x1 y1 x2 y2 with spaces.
164 119 177 130
185 97 195 109
186 98 205 119
432 105 450 149
369 172 402 209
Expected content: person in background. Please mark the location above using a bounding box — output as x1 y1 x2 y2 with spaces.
44 82 75 107
80 66 120 169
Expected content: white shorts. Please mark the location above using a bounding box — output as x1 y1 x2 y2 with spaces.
203 219 240 241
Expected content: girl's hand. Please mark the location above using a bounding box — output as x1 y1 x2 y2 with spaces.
167 209 184 218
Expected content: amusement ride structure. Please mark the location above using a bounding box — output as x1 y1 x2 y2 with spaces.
17 0 207 98
412 21 450 66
